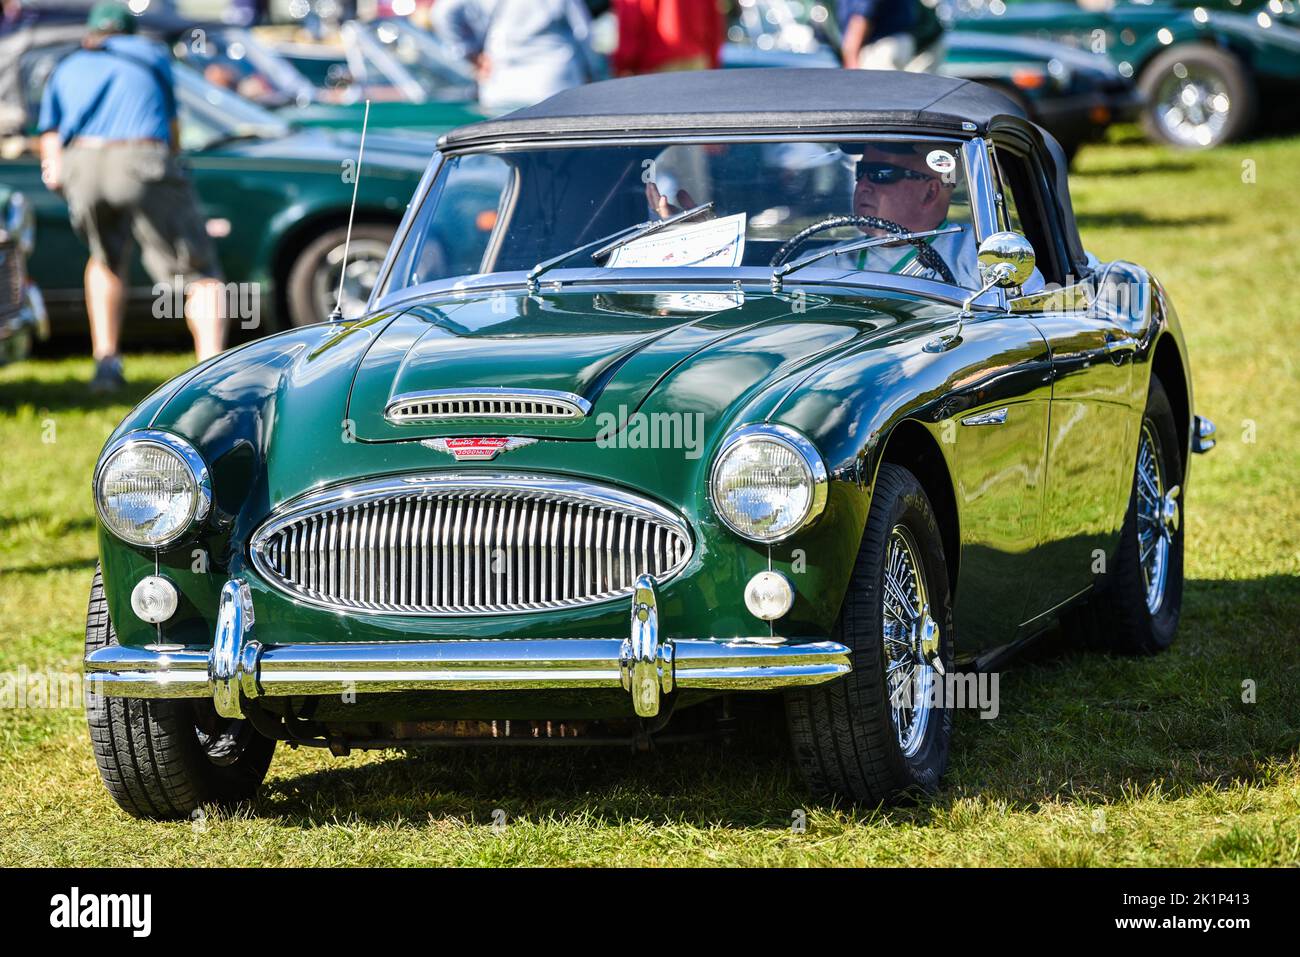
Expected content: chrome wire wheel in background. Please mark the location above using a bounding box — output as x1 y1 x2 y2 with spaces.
1135 421 1177 615
1152 62 1232 148
312 236 391 320
883 524 935 759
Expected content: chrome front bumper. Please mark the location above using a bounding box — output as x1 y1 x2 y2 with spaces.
85 576 852 720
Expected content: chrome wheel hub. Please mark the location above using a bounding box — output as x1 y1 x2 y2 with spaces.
1135 423 1178 615
1155 63 1231 147
883 525 937 758
313 238 390 321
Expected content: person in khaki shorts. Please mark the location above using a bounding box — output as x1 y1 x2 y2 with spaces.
37 1 225 393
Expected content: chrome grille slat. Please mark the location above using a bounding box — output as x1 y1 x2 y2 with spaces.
251 477 692 616
384 389 591 423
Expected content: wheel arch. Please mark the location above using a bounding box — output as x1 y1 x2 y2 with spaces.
874 418 961 594
1150 332 1191 471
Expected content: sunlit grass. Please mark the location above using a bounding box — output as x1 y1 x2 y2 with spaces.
0 133 1297 866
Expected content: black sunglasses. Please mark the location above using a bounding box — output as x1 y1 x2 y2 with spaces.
855 161 934 185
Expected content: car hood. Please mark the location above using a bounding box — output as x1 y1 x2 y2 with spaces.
201 126 434 175
946 30 1123 77
346 288 944 443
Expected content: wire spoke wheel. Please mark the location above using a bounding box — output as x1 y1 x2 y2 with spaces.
311 237 391 320
883 524 934 758
1154 62 1232 148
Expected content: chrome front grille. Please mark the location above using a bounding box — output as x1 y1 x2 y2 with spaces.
249 474 691 615
385 389 590 423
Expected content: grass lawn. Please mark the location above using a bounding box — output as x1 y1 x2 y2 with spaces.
0 132 1297 866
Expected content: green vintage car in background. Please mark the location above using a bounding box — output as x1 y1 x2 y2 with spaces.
724 0 1141 161
951 0 1300 147
0 54 459 335
83 70 1214 817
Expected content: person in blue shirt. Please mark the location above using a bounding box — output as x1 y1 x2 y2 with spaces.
838 0 919 71
37 1 225 393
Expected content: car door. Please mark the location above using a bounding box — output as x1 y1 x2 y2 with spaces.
993 140 1140 617
943 311 1054 653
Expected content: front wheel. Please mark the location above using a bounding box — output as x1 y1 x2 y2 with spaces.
85 567 275 819
285 222 396 327
785 464 954 805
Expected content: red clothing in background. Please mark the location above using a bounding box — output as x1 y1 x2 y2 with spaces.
612 0 724 75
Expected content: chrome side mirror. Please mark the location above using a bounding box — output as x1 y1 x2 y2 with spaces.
976 231 1036 289
924 232 1036 353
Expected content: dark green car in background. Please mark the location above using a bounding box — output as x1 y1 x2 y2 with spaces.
0 62 431 334
951 0 1300 147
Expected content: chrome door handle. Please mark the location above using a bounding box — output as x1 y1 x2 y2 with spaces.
1104 335 1138 356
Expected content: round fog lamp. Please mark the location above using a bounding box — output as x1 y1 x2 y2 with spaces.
131 575 179 624
744 570 795 621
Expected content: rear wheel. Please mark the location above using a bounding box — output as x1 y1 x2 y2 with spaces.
1138 45 1256 149
785 464 954 805
1062 376 1185 654
285 222 396 327
85 567 275 819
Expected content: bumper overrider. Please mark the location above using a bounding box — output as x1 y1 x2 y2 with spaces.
85 576 852 720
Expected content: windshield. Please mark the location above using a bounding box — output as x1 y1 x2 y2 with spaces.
380 137 979 298
174 62 293 150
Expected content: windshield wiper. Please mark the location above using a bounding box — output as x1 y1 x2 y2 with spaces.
525 202 714 293
770 224 962 293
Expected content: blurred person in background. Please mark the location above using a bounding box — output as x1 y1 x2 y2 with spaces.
434 0 598 111
37 1 226 392
838 0 918 71
611 0 723 76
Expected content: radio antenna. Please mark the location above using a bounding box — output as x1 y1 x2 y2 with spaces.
330 98 371 323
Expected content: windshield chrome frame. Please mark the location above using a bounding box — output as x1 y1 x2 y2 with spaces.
367 133 1004 313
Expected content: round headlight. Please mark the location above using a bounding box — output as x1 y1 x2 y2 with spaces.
710 424 827 543
94 432 211 547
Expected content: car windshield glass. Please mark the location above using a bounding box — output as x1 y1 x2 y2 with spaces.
174 63 292 150
380 137 979 297
369 18 477 96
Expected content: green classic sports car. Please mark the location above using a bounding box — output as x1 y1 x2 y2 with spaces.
83 69 1215 816
952 0 1300 147
0 56 439 333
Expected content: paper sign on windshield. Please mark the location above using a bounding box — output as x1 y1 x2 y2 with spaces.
606 213 747 269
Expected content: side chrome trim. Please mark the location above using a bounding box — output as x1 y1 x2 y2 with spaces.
85 578 852 719
385 387 592 423
960 407 1008 427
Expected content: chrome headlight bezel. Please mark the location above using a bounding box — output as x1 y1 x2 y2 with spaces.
708 423 829 544
93 430 212 549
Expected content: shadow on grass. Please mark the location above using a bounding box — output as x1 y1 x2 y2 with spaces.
246 574 1299 829
1073 210 1226 230
0 374 169 415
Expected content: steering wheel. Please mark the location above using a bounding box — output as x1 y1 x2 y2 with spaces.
768 215 957 286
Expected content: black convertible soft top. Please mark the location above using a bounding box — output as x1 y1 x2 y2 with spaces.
439 69 1088 275
439 69 1028 150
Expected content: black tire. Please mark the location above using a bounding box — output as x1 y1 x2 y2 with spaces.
85 566 275 820
1138 45 1256 148
285 222 396 327
785 464 955 806
1063 376 1184 655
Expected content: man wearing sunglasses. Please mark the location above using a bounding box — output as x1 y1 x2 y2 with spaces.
821 142 983 288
